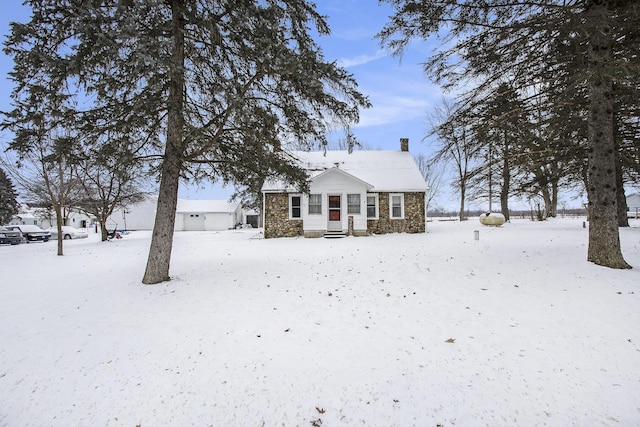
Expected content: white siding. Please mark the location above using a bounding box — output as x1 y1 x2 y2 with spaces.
109 196 158 230
204 212 233 230
627 194 640 210
183 213 205 231
303 170 369 233
108 196 245 231
10 209 93 229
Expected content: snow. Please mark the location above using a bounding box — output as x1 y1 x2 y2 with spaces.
176 199 241 213
262 150 429 193
1 217 639 426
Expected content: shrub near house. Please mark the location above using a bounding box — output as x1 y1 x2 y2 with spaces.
262 139 428 238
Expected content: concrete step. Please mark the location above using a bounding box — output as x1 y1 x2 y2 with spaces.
323 231 347 238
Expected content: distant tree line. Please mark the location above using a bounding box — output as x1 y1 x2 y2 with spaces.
427 207 589 220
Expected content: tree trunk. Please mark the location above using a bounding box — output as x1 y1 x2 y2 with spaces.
459 181 466 221
614 135 629 227
142 0 185 284
540 184 551 220
550 179 559 218
97 212 109 241
585 1 630 269
616 181 629 227
500 187 509 220
488 144 493 213
55 204 64 256
500 136 510 221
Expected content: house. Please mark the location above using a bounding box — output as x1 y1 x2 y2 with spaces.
7 205 39 226
261 138 428 238
108 194 245 231
8 204 94 229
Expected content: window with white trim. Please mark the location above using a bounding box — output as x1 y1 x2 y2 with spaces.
389 193 404 219
347 194 361 214
308 194 322 214
289 194 301 219
366 194 378 219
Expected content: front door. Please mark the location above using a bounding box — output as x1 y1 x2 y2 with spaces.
328 195 341 231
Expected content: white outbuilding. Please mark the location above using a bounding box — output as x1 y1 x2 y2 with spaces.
108 195 244 231
109 195 158 231
175 199 243 231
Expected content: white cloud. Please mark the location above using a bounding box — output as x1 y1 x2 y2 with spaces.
353 72 443 129
337 50 388 68
356 96 431 128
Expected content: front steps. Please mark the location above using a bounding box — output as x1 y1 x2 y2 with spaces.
323 231 347 238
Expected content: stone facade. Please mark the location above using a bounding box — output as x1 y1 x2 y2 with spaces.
367 192 425 235
264 193 303 239
264 191 425 238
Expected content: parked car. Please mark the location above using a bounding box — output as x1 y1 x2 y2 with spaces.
0 226 22 245
6 224 51 242
46 226 89 240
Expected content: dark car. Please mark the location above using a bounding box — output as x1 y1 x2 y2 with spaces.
0 226 22 245
6 224 51 243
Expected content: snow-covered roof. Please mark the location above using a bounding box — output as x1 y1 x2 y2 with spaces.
262 150 428 192
176 199 240 213
16 213 37 220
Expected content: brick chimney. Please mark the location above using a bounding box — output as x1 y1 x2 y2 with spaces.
400 138 409 152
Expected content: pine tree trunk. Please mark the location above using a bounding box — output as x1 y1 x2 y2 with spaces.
500 136 510 221
143 152 182 284
617 183 629 227
615 138 629 227
585 1 630 269
142 0 185 284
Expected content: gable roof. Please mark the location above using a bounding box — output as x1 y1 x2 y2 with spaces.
262 150 428 192
312 166 375 191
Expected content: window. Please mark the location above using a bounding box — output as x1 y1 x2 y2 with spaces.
290 194 301 218
347 194 361 214
366 194 378 219
309 194 322 214
329 196 340 209
390 193 404 219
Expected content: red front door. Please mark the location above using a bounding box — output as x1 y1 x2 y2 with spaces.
328 195 341 230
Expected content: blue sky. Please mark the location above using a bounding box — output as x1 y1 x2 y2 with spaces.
316 1 442 149
0 1 458 207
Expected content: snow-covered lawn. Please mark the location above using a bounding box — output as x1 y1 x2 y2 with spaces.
1 218 639 426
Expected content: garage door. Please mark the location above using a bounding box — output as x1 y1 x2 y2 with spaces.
207 213 230 230
183 213 205 231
